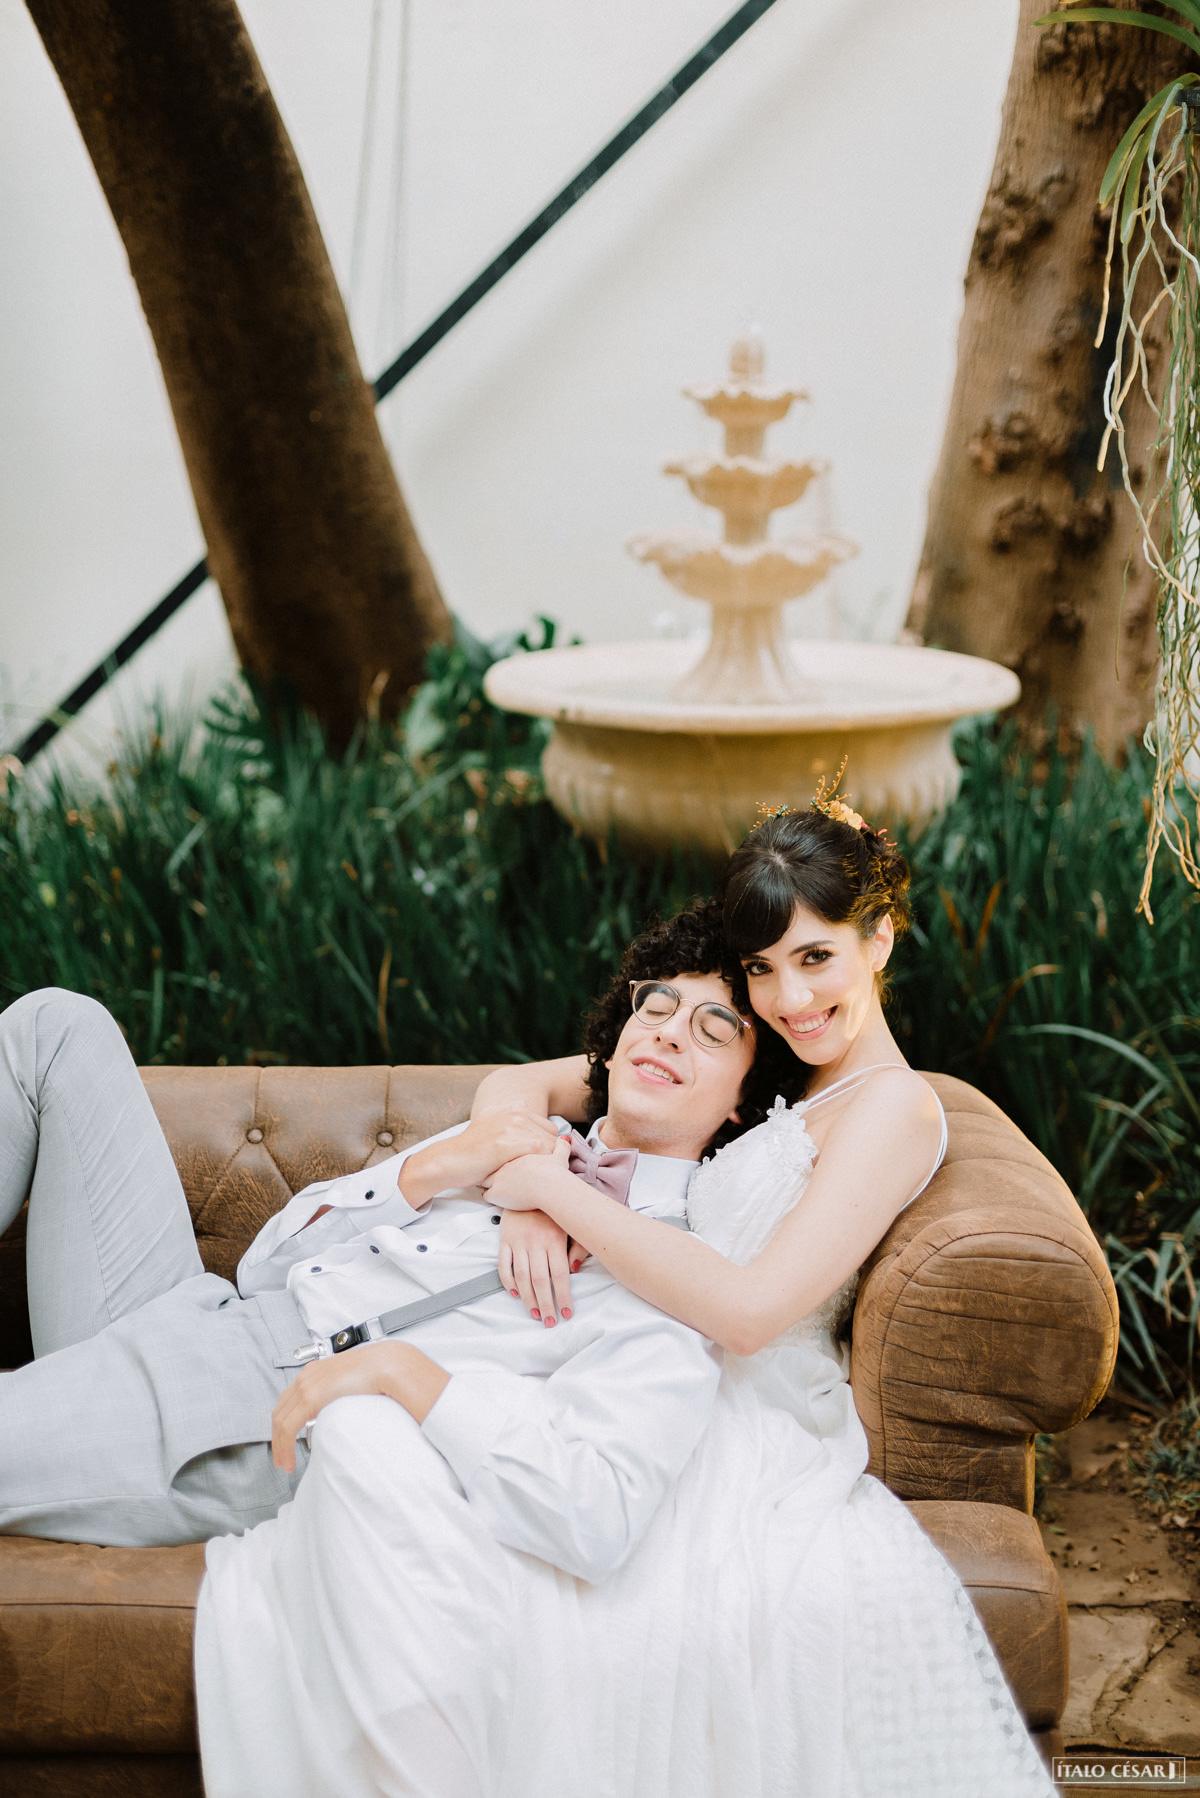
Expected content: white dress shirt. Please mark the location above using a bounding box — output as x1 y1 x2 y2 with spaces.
236 1121 722 1582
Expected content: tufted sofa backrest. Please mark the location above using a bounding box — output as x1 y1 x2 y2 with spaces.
0 1064 1116 1514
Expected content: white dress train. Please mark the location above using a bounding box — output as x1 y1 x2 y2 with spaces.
196 1070 1058 1797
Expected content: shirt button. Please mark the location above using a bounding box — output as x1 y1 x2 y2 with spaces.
416 1243 428 1252
370 1245 381 1255
310 1266 321 1273
491 1215 501 1225
364 1190 375 1201
377 1130 394 1146
246 1127 263 1143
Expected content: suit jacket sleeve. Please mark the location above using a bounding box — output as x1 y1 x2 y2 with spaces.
419 1288 721 1582
236 1120 471 1296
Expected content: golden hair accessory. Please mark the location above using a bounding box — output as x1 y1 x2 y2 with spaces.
810 757 870 833
753 800 795 828
753 763 894 841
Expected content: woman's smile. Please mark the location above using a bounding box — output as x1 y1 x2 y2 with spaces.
779 1006 837 1041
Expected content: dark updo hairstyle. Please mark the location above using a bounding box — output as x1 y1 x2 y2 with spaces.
581 897 805 1152
720 808 913 1010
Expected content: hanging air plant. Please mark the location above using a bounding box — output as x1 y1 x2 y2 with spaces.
1038 4 1200 919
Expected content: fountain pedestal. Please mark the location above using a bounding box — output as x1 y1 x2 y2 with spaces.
484 337 1019 855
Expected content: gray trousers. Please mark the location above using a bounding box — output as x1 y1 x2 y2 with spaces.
0 988 310 1546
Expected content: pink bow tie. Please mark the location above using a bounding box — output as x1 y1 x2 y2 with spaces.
562 1129 638 1205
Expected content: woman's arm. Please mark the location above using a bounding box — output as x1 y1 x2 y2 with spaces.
396 1108 561 1208
486 1073 942 1356
470 1054 591 1123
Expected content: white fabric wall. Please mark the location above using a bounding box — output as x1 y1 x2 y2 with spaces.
0 0 1017 769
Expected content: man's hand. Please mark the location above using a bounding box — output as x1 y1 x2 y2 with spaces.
499 1209 581 1328
399 1109 561 1209
272 1342 450 1472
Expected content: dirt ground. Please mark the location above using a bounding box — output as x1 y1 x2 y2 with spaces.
1036 1392 1199 1782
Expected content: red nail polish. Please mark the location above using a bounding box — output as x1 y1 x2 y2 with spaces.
544 1316 556 1327
571 1262 582 1273
561 1307 572 1320
510 1289 519 1297
531 1308 541 1320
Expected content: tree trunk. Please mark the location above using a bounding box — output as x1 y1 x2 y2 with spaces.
907 3 1194 752
25 0 452 742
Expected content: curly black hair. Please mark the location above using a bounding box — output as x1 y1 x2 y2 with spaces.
581 898 805 1154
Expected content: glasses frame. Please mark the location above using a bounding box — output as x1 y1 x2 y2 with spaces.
627 980 751 1049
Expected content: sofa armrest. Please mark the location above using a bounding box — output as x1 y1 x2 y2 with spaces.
851 1075 1118 1511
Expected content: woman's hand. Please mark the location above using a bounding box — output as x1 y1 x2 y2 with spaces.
498 1209 581 1327
485 1138 573 1216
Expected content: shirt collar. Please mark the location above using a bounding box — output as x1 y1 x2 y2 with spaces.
589 1116 696 1221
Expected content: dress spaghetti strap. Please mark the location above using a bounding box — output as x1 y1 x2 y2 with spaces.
797 1063 911 1111
797 1063 948 1211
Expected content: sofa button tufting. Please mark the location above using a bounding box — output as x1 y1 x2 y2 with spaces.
377 1130 394 1146
247 1127 264 1143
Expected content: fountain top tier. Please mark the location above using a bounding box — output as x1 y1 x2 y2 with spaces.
683 329 808 456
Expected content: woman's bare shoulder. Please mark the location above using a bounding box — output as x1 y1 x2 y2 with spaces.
830 1066 942 1133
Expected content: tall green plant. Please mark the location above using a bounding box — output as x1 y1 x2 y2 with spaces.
1 677 1197 1399
1038 3 1200 917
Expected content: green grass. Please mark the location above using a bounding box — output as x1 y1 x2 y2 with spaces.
1 634 1197 1399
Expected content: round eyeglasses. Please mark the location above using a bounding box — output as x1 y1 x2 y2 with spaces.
628 980 751 1049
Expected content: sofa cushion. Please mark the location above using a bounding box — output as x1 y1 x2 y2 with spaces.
0 1500 1062 1753
909 1498 1068 1731
0 1538 204 1754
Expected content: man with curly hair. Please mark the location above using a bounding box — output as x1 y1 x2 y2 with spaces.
578 898 802 1149
2 900 791 1581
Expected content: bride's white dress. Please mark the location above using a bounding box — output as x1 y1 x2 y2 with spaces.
196 1069 1057 1797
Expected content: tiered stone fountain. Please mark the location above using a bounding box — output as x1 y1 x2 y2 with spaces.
484 336 1019 856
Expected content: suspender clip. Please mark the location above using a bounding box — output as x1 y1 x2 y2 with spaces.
330 1323 371 1354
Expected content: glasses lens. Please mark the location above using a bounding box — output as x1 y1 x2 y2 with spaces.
692 1004 741 1047
633 982 679 1025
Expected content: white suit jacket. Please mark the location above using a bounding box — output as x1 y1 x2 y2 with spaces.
236 1120 722 1582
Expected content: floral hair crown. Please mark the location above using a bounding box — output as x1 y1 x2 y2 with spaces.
754 757 892 841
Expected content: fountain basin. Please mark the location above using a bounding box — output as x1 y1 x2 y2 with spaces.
484 639 1019 856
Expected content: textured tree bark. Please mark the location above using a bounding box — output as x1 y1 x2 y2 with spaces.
25 0 452 742
907 3 1194 752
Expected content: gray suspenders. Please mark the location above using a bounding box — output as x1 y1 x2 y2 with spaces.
292 1214 690 1363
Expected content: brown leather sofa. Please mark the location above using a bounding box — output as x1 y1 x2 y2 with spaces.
0 1064 1118 1796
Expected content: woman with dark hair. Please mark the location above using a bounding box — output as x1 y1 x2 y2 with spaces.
199 784 1058 1796
462 783 1057 1797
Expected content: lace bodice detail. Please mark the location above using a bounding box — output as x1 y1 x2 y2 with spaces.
686 1096 860 1345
